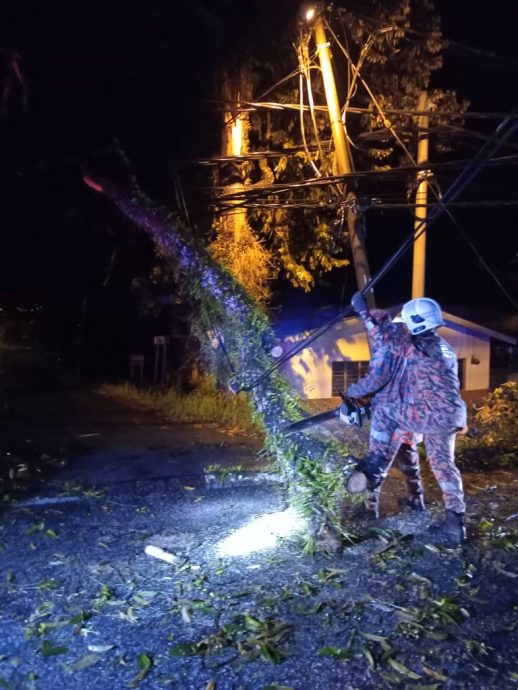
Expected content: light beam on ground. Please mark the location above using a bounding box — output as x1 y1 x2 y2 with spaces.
217 507 304 557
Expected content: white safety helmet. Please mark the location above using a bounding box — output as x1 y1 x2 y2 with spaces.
401 297 444 335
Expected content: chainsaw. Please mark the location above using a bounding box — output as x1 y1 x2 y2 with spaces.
284 394 371 434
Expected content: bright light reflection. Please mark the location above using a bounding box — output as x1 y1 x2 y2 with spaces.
305 7 315 21
231 116 243 156
217 508 304 557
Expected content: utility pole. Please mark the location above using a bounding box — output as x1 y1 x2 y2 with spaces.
310 9 374 306
411 91 430 298
221 70 248 244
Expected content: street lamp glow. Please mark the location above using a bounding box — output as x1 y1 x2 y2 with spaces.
231 116 243 157
305 7 315 22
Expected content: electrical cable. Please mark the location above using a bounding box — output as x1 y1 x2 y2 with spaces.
214 199 518 212
301 38 327 171
340 24 396 154
255 65 302 101
173 173 191 226
298 69 321 178
432 122 518 154
306 20 518 312
424 183 518 312
297 37 322 179
210 97 510 120
324 17 426 174
240 111 518 393
368 200 518 209
211 154 518 205
338 7 518 71
341 22 360 151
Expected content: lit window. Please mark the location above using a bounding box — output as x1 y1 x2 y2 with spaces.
331 361 369 396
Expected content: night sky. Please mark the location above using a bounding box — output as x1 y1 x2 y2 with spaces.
0 0 517 374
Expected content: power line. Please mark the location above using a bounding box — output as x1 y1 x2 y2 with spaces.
205 97 510 121
306 18 518 314
367 200 518 210
210 154 518 204
212 199 518 212
241 112 518 392
337 7 518 70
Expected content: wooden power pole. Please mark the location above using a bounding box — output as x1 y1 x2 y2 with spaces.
411 91 430 298
312 12 374 306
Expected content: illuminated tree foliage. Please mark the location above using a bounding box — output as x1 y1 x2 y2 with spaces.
330 0 467 164
458 382 518 468
210 0 467 293
209 66 274 303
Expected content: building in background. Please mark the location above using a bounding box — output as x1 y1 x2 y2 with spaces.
275 307 516 401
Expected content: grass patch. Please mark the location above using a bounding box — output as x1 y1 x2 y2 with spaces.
98 376 262 435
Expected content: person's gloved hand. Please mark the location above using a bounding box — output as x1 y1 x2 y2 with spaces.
351 291 368 317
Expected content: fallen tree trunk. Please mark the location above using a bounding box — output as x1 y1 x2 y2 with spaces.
83 165 358 551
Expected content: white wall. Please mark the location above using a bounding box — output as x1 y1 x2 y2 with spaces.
440 323 490 391
281 317 490 399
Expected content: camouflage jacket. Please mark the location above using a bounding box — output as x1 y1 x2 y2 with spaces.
347 309 467 432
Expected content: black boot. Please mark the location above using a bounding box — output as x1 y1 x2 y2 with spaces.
430 510 467 546
345 453 389 494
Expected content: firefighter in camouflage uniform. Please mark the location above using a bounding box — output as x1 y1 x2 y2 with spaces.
341 308 425 518
345 293 467 546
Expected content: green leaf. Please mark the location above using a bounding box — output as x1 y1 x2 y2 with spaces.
37 579 58 591
133 594 155 607
137 654 152 671
243 614 263 631
68 611 90 626
41 640 68 657
65 654 101 671
387 658 421 679
257 642 284 664
363 633 389 643
409 572 432 586
87 644 115 653
37 620 69 634
168 643 194 657
294 601 326 615
26 522 44 536
362 646 375 669
318 645 352 660
45 529 58 538
129 654 153 687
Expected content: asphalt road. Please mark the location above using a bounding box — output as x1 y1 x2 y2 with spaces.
1 347 518 690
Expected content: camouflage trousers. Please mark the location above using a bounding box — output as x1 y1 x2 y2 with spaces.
365 429 425 514
367 405 465 514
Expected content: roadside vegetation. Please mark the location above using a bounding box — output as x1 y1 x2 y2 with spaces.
98 376 263 436
99 380 518 472
458 382 518 470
